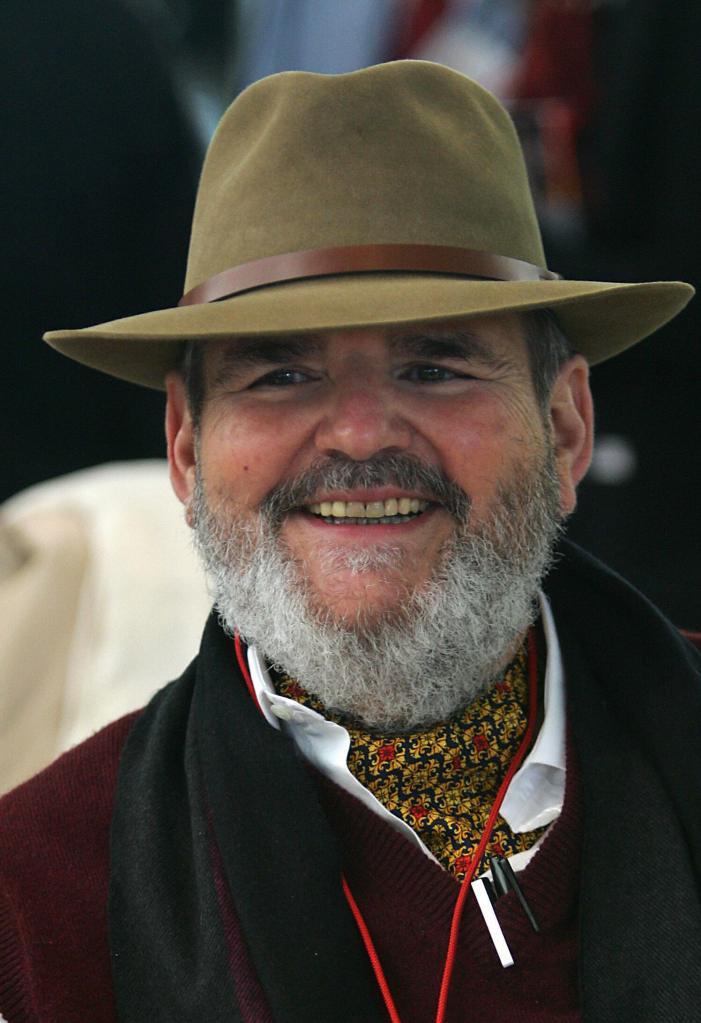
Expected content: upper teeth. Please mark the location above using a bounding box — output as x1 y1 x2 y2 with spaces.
308 498 427 518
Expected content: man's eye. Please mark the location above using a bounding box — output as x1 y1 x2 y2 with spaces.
249 368 313 388
403 364 460 383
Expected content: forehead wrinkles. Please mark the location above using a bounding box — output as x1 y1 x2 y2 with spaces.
260 454 470 527
204 320 521 377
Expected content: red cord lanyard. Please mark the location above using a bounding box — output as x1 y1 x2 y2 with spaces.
234 629 539 1023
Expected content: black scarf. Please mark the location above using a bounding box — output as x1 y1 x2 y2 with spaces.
109 541 701 1021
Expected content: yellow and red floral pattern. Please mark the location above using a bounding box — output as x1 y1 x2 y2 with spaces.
276 645 546 881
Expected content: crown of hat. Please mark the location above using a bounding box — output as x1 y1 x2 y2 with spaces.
184 61 546 294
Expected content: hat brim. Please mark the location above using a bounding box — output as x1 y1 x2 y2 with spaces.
44 274 694 390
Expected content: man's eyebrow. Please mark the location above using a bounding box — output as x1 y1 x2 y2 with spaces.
390 331 513 371
210 335 323 385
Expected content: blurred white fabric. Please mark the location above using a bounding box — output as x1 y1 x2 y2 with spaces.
0 461 211 793
407 0 528 98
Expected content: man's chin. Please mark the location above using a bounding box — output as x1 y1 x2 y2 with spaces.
304 573 418 632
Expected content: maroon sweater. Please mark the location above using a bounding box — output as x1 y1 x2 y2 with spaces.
0 712 580 1022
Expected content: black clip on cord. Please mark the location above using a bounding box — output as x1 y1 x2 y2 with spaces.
489 855 540 933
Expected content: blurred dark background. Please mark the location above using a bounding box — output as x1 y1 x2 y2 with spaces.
2 0 698 626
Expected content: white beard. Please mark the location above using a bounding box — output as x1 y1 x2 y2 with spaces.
192 451 562 731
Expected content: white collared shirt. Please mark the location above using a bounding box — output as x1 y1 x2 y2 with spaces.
247 593 566 871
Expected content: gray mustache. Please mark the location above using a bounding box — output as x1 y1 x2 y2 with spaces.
261 453 470 527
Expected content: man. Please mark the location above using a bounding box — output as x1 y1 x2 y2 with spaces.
1 61 700 1023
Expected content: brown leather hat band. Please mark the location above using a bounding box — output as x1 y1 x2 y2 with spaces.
178 243 560 307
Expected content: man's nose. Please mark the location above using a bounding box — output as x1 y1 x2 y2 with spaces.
313 379 413 462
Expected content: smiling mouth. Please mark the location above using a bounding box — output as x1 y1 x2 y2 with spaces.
305 497 431 525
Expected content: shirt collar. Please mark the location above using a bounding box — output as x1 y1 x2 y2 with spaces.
499 592 566 831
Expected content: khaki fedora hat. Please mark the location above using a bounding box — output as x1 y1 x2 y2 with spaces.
45 60 693 390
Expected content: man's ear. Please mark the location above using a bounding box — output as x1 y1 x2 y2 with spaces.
548 355 594 517
165 371 197 525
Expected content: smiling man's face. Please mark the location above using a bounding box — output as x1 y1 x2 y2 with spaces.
168 314 586 625
166 313 592 727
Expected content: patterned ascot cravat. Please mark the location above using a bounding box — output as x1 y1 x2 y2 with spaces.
276 643 546 880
